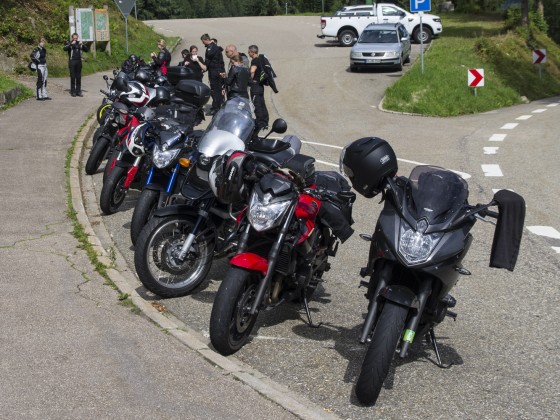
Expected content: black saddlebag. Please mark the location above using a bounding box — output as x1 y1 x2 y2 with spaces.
175 80 211 108
166 65 196 85
315 171 355 243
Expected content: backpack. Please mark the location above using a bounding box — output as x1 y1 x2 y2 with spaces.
258 54 278 93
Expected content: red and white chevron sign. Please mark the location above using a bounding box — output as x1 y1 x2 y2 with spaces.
533 49 546 64
468 68 484 87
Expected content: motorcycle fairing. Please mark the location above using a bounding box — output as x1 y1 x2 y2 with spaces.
230 253 268 276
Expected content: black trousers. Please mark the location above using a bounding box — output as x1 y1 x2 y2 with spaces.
68 60 83 94
251 90 269 131
208 70 223 111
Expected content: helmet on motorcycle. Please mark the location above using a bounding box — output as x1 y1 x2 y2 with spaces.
153 86 171 105
209 151 255 204
126 123 149 157
129 54 139 64
114 76 130 93
135 68 151 84
339 137 397 198
155 75 168 86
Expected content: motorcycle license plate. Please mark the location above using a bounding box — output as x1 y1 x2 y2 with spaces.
367 59 381 64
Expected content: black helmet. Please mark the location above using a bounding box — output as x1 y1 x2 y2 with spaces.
209 151 255 204
153 86 171 105
129 54 139 64
135 68 151 84
340 137 397 198
114 76 130 93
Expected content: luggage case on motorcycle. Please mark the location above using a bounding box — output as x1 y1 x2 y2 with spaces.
315 171 355 243
175 80 211 108
166 65 196 85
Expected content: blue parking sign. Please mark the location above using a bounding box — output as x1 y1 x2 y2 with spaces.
410 0 431 12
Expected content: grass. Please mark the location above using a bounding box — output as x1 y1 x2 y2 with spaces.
0 72 34 109
383 13 560 116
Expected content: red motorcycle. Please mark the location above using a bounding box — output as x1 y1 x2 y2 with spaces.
209 153 355 355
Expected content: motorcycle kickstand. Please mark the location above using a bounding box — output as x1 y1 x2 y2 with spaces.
427 328 453 369
302 292 322 328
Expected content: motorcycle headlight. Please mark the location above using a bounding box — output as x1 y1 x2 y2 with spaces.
248 192 292 232
153 145 181 168
398 220 442 264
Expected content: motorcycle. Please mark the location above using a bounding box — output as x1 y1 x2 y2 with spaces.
339 137 525 405
208 154 356 356
133 97 296 298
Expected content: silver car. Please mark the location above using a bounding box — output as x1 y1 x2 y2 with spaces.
350 23 411 72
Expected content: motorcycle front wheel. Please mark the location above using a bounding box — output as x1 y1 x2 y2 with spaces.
210 268 260 356
99 165 128 215
130 188 159 246
134 215 214 298
355 301 408 406
85 135 110 175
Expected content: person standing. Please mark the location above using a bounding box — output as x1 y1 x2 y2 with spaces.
224 44 250 70
248 45 269 132
224 54 250 100
151 39 171 76
31 37 50 101
180 45 207 83
201 34 225 116
63 33 89 97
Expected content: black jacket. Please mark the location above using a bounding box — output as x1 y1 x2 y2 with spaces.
225 65 250 98
204 43 225 72
63 40 89 61
31 46 47 65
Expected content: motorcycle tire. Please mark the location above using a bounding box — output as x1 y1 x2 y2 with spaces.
130 188 160 246
134 215 214 298
99 165 128 215
97 103 111 125
84 136 110 175
210 267 260 356
103 150 118 184
92 126 103 145
355 301 408 406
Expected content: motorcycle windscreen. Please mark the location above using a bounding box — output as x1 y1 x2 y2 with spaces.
406 166 468 225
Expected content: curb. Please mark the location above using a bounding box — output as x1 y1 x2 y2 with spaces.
0 86 23 106
71 118 340 420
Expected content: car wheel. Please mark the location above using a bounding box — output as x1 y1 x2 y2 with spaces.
350 65 358 72
404 54 410 64
338 30 357 47
413 27 433 44
396 56 403 71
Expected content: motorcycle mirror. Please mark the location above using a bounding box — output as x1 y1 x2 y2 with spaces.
103 75 109 81
271 118 288 134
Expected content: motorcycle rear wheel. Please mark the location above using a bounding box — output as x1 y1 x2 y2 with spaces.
355 301 408 406
99 165 128 215
210 268 260 355
130 188 160 246
134 215 214 298
85 136 110 175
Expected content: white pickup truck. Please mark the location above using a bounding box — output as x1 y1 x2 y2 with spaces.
317 3 443 47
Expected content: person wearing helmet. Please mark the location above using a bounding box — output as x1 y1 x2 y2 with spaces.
340 137 398 198
63 33 89 97
151 39 171 76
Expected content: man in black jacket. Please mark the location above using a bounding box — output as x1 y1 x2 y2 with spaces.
63 33 89 97
248 45 269 132
201 34 225 116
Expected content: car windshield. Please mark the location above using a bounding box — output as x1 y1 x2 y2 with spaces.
359 30 399 44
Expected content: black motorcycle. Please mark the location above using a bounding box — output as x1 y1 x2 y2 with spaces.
339 137 525 405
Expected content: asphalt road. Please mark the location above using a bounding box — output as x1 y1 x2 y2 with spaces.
85 16 560 419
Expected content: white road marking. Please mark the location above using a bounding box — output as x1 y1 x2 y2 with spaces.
527 226 560 239
303 141 471 179
315 160 339 168
552 247 560 254
501 123 518 129
481 164 503 177
532 109 547 113
484 147 499 155
516 115 532 120
547 103 558 107
301 140 343 149
492 188 514 194
489 134 507 141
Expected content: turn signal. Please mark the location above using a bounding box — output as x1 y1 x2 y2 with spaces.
179 157 191 168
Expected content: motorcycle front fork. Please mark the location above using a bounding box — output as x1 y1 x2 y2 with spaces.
177 199 213 260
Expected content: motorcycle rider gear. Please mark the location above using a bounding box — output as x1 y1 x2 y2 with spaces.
340 137 398 198
209 151 255 204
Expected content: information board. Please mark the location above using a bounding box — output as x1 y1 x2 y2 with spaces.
95 9 110 41
75 8 94 41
